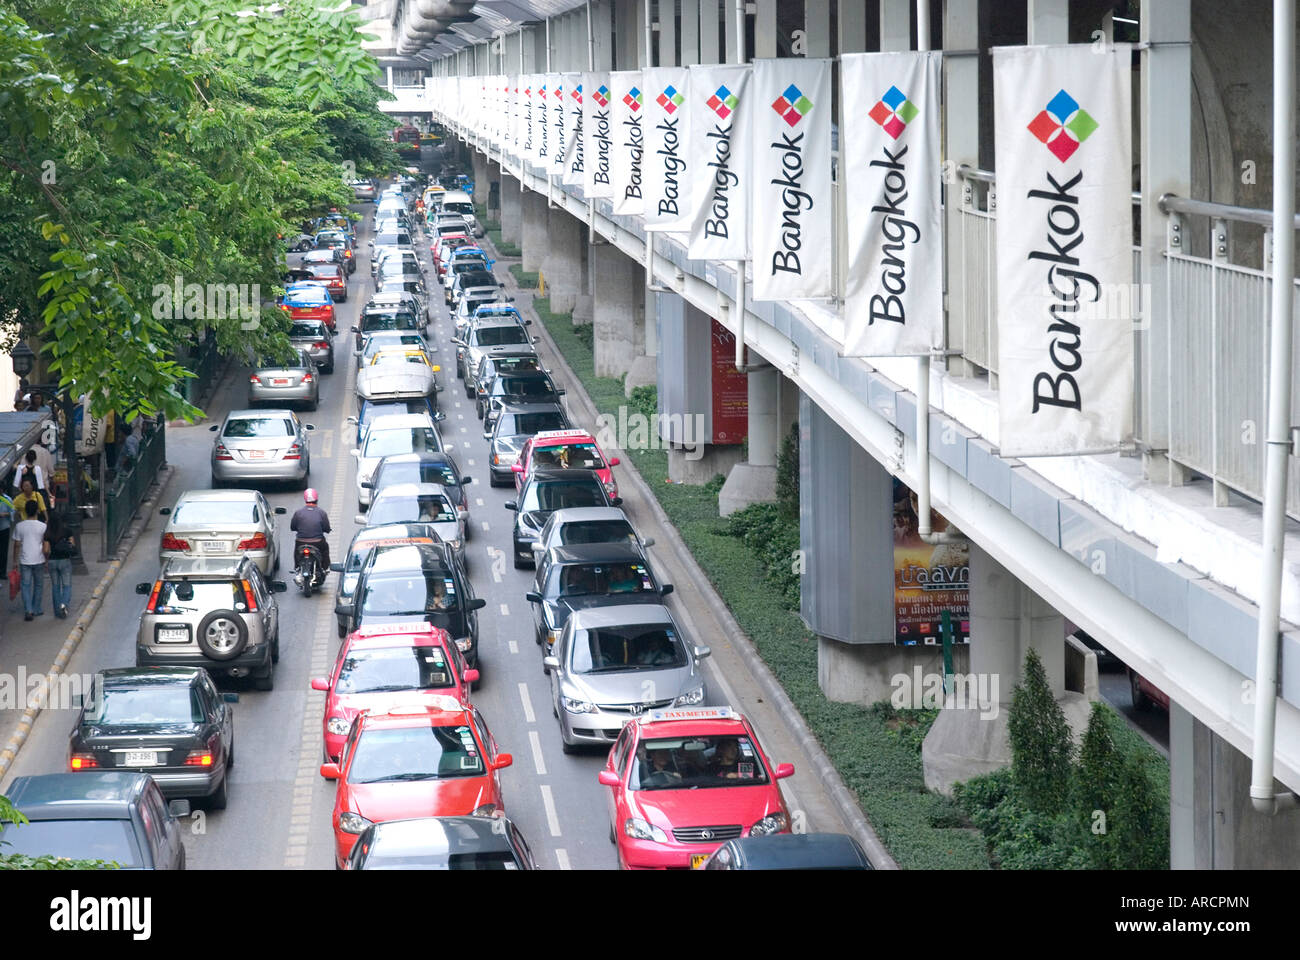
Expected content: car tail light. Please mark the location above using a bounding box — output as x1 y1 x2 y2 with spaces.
284 442 303 461
237 532 268 551
184 750 214 767
249 373 261 384
313 341 329 350
161 533 190 551
241 579 258 612
70 754 98 770
302 372 314 384
344 249 353 258
145 580 163 613
214 442 233 461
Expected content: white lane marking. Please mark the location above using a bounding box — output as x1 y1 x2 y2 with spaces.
460 427 467 433
481 520 490 531
529 730 547 776
463 442 471 449
555 848 571 870
499 603 509 616
475 497 484 507
467 458 476 466
540 785 562 837
508 640 519 654
455 402 461 408
518 683 536 724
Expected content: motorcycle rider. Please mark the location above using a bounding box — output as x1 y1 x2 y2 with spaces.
291 488 332 584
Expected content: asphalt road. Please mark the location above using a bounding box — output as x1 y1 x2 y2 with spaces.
1 198 851 869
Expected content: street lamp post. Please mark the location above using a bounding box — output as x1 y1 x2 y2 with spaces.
10 341 88 574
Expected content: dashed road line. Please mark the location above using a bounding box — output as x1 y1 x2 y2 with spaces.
475 497 484 507
508 640 519 654
539 784 562 837
555 848 571 870
481 520 490 531
518 683 535 724
499 603 509 616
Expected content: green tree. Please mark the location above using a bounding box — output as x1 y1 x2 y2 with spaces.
1076 702 1121 867
1007 649 1074 814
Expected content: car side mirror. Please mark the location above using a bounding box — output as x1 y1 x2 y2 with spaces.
274 506 287 515
531 337 539 343
460 477 472 485
492 753 513 771
660 584 674 596
467 597 487 611
609 457 620 467
434 412 447 422
543 656 559 672
503 501 517 511
310 677 330 692
597 771 620 788
305 424 315 431
135 582 151 595
482 431 492 440
208 424 219 432
361 480 373 489
158 507 171 515
355 515 365 525
610 497 623 507
168 799 191 819
329 562 344 572
510 463 523 473
320 762 341 780
775 763 795 780
524 591 541 604
223 692 239 703
463 668 480 685
350 449 360 457
694 645 712 660
271 581 288 593
642 537 655 548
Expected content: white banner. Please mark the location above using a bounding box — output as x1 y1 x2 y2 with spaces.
583 72 613 198
994 44 1134 456
536 74 554 167
507 75 518 157
562 72 585 186
750 58 834 302
523 75 539 166
642 67 691 232
610 71 644 216
551 74 568 175
841 52 943 357
686 64 752 261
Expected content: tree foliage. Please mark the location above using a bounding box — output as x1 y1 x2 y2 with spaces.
1007 648 1074 814
0 0 396 420
0 793 118 869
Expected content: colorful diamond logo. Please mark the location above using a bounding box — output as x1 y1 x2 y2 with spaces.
656 84 685 114
624 87 643 111
867 85 919 140
554 85 563 99
572 84 582 103
593 85 610 108
1027 88 1098 162
770 83 812 127
706 84 739 120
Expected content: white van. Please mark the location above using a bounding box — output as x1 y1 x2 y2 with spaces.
439 190 482 238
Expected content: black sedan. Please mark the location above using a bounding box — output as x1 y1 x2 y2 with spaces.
525 541 673 653
481 371 566 432
698 833 874 870
506 467 620 567
346 816 539 870
68 667 237 810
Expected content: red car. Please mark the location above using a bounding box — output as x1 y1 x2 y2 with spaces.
281 284 336 331
597 706 794 870
322 701 512 869
513 429 621 499
1128 668 1170 712
305 263 347 303
310 622 480 764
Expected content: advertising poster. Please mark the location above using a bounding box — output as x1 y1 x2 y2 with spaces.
710 318 748 444
892 478 970 646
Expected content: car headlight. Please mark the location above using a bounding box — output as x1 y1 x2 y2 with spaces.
624 818 668 843
471 803 500 817
545 628 559 649
749 812 789 837
454 636 473 652
444 538 462 552
338 811 373 835
674 686 705 706
562 696 595 714
326 716 351 736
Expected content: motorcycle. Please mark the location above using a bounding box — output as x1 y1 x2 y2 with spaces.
295 542 326 597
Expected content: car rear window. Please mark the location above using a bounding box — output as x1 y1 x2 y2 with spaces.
289 322 326 339
171 500 258 524
89 685 203 725
557 561 654 596
364 427 442 458
559 520 637 546
459 272 497 288
151 580 244 614
223 417 293 438
286 287 329 305
0 819 140 867
375 232 411 246
498 378 555 401
499 412 566 436
473 326 528 347
362 312 419 332
308 264 342 279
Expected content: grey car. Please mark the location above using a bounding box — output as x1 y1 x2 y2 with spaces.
210 409 314 488
159 488 287 575
448 269 505 312
543 605 709 751
135 556 287 690
485 402 571 485
248 348 319 411
359 482 466 569
531 507 653 562
454 318 537 382
288 318 336 374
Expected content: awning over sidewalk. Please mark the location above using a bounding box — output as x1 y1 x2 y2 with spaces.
0 411 48 481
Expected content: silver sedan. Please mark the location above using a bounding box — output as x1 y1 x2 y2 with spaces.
210 409 314 488
158 488 288 575
248 349 319 411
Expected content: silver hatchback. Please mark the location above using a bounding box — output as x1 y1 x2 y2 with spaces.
210 409 314 489
288 319 336 374
248 348 320 410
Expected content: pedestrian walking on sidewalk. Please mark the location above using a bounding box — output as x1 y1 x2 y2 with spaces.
0 487 13 579
44 509 75 619
12 500 48 620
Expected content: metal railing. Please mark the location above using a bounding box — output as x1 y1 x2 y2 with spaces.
103 422 165 556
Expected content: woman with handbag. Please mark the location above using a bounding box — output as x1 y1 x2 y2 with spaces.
44 509 75 619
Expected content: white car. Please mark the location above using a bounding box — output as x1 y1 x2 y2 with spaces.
355 350 439 404
358 482 466 568
439 190 483 237
351 413 443 508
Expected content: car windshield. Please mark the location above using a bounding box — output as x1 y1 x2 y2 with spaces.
152 581 243 614
629 735 769 791
497 378 554 400
289 322 326 339
369 493 457 526
452 260 488 275
223 417 293 438
364 428 441 458
308 265 341 279
558 520 637 546
87 684 203 725
367 850 520 870
557 561 654 597
359 570 457 616
335 645 456 694
388 280 424 295
443 201 474 215
498 412 565 436
378 461 459 489
459 272 496 289
346 725 484 783
171 500 258 524
492 356 542 376
0 820 140 867
363 312 419 332
571 625 686 674
375 233 411 246
530 443 604 470
522 480 605 513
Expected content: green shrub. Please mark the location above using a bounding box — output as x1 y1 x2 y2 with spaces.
1076 702 1121 867
1008 649 1074 814
725 502 801 611
508 264 539 288
573 322 593 352
628 384 657 423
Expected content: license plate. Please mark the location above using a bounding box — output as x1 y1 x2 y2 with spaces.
690 854 708 869
124 751 158 766
272 378 290 386
157 627 188 642
247 449 267 459
201 540 227 552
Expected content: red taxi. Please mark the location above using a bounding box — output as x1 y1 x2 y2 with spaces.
322 700 512 869
310 621 479 764
513 429 621 499
598 706 794 870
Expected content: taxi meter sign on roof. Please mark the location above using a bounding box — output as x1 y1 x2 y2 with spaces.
640 706 736 725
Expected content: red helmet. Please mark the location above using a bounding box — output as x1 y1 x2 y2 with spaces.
304 488 319 503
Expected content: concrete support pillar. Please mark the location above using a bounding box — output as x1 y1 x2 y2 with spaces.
592 244 643 378
880 0 910 51
625 287 661 395
804 0 830 58
1169 701 1300 868
718 366 779 515
680 0 699 65
521 188 549 272
724 0 739 63
614 0 638 69
471 153 489 208
543 207 584 313
658 0 676 66
499 175 522 245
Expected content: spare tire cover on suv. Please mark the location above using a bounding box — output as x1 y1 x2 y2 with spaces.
197 610 250 661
